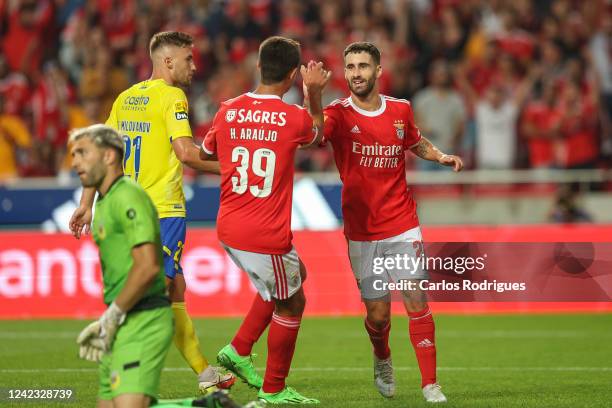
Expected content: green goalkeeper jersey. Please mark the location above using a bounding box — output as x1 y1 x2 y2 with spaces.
92 176 167 306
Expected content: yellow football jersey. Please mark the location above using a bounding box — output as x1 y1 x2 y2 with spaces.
106 79 192 218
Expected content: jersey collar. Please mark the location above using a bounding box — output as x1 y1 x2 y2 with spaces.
144 78 167 86
246 92 281 100
97 175 124 201
349 95 386 117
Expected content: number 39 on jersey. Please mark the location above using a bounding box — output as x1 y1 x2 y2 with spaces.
231 146 276 198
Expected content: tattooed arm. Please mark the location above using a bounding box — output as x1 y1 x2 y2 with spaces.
410 137 464 172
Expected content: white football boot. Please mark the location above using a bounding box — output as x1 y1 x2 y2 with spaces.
373 354 395 398
422 383 447 403
197 365 236 395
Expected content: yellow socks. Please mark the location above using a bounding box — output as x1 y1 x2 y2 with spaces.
171 302 208 374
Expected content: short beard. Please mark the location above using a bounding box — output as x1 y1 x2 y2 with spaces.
348 77 375 97
81 175 99 189
176 74 192 88
81 165 105 189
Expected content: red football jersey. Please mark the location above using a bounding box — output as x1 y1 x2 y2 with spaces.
323 95 422 241
522 102 558 168
203 92 317 254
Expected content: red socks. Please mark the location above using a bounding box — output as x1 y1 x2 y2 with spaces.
232 296 436 392
364 318 391 360
231 294 275 356
262 313 301 393
231 296 302 394
408 307 437 387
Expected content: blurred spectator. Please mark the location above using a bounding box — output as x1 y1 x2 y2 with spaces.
0 0 7 35
521 80 562 168
58 0 97 84
79 45 129 121
413 60 465 170
0 54 29 116
589 14 612 158
162 2 211 80
490 6 535 62
31 62 70 174
550 184 592 223
540 40 566 83
457 63 540 169
462 36 498 96
99 0 136 53
0 0 608 177
556 79 599 169
2 0 54 76
0 94 31 180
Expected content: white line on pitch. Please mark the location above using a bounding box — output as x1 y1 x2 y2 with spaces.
1 367 611 374
0 330 606 339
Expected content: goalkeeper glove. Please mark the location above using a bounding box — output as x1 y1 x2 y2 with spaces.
78 342 105 363
77 302 126 359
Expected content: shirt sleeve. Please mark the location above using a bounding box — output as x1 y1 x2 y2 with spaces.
105 98 119 129
114 187 158 249
164 87 193 142
296 106 317 146
322 105 339 145
202 109 222 155
404 102 423 150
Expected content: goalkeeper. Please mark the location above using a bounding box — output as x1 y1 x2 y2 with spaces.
70 124 245 408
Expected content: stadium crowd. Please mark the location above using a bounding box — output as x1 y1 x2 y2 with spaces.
0 0 610 180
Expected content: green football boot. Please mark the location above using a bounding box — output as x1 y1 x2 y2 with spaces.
257 387 319 405
217 344 263 389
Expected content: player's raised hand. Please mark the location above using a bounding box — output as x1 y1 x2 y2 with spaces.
301 60 331 94
438 154 464 172
301 60 317 99
69 205 92 239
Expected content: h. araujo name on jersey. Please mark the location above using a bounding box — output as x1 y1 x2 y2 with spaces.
352 141 403 168
225 108 287 142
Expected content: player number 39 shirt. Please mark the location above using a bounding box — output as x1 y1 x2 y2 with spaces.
203 93 317 254
323 95 423 241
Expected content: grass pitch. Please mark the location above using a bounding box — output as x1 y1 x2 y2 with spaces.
1 314 611 407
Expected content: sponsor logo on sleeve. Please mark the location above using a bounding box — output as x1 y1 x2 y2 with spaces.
174 101 188 111
174 100 189 120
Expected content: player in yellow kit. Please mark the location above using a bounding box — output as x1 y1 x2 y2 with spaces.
69 31 235 393
106 70 192 217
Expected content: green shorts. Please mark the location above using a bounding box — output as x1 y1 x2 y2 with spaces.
98 306 173 401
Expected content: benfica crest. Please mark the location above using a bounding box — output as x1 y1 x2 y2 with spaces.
225 109 237 123
393 120 405 139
